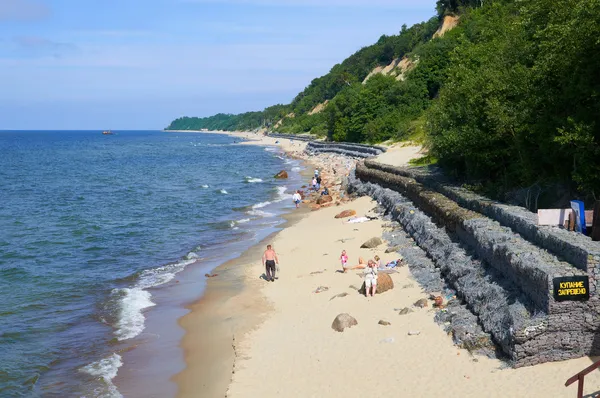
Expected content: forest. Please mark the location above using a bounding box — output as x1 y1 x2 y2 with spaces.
166 0 600 202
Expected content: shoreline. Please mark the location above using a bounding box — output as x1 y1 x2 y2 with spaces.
173 130 317 397
172 130 354 397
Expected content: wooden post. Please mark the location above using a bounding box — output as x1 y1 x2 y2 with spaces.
592 200 600 241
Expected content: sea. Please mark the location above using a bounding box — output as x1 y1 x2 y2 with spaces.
0 130 305 397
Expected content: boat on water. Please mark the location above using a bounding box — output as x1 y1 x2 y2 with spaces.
102 130 114 135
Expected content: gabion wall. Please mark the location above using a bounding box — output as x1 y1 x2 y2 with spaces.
350 162 600 367
306 142 386 159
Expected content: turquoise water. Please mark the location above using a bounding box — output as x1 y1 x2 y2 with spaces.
0 130 302 397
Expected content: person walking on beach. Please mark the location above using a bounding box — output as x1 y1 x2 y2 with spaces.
316 175 322 190
262 244 279 282
292 190 302 208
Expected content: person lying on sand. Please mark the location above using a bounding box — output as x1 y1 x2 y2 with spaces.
343 256 368 273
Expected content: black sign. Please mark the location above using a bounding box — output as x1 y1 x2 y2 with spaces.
553 276 590 302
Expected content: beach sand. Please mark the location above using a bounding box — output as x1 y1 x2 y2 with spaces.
173 130 600 398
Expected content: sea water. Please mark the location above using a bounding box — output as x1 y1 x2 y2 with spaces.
0 130 303 397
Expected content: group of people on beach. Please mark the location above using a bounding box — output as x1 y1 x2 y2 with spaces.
291 169 329 209
340 250 403 297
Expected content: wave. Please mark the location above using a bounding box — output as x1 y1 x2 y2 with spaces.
292 167 301 172
219 189 228 194
80 353 123 398
275 186 292 202
247 209 275 218
110 256 197 341
201 184 209 188
245 176 263 183
237 218 251 224
275 155 285 160
252 201 271 209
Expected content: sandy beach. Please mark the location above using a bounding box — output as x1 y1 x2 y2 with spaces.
173 131 600 398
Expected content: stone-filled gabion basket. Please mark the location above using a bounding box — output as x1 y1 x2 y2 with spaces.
349 161 600 367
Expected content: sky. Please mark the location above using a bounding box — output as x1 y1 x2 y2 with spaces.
0 0 438 130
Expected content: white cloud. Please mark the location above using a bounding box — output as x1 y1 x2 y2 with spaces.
0 0 50 21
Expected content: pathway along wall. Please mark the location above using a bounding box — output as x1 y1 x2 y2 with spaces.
348 161 600 367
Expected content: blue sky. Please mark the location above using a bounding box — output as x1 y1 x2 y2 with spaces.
0 0 437 130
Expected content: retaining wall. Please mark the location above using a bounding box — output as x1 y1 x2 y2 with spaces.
363 160 600 286
267 133 316 142
350 161 600 367
306 141 386 159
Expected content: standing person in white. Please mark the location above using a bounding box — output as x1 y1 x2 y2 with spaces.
292 191 302 208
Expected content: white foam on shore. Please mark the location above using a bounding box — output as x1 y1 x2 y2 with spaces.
292 167 301 172
80 353 123 398
276 186 292 202
237 218 251 224
247 209 275 218
111 257 196 341
252 201 271 209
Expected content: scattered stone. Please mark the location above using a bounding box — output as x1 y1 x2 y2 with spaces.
433 296 445 308
316 195 333 205
314 286 329 293
385 246 400 253
378 320 391 326
402 283 414 289
274 170 288 179
205 273 218 278
331 313 358 332
408 331 421 336
335 209 356 219
359 273 393 295
413 298 428 308
398 307 413 315
360 237 383 248
310 270 324 274
330 292 349 301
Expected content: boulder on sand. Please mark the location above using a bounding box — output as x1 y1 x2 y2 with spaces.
332 313 358 332
359 273 393 295
316 195 333 205
274 170 288 179
335 209 356 219
360 237 383 248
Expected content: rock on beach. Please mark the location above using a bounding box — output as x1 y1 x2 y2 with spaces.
331 313 358 332
335 209 356 219
359 273 394 295
360 237 383 248
274 170 288 179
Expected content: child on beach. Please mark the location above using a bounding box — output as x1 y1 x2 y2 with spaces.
340 250 348 271
292 191 302 208
364 260 378 297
